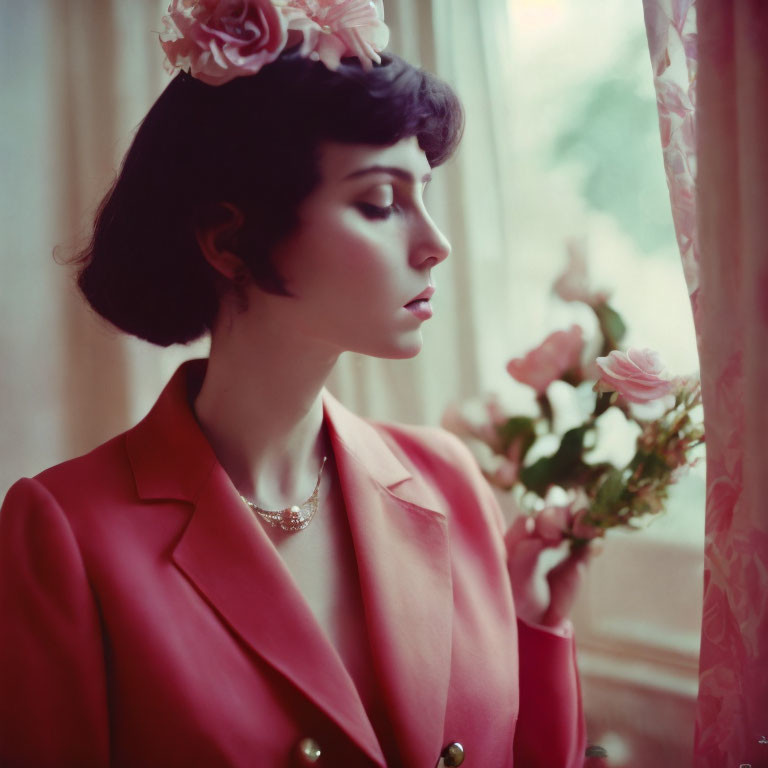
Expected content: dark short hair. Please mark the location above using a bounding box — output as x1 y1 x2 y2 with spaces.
75 53 464 346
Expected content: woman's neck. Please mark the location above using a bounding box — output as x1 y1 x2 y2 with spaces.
193 313 340 509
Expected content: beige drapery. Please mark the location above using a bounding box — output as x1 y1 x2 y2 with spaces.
0 0 519 496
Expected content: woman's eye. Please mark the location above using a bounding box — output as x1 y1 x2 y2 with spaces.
356 202 398 220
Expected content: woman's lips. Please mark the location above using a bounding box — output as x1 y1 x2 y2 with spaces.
404 285 435 320
404 299 433 320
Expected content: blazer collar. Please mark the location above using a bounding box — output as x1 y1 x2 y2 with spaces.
126 359 412 504
125 360 453 768
320 386 412 490
125 359 217 504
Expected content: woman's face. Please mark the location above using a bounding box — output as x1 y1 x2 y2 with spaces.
264 136 451 359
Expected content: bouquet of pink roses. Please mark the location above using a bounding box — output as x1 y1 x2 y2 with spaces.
443 243 704 550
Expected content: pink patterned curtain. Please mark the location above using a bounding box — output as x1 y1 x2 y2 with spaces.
641 1 768 766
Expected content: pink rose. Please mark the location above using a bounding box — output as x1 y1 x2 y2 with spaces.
283 0 389 71
595 348 674 404
161 0 288 85
507 325 584 395
552 240 608 306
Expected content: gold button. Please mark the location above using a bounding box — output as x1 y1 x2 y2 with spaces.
296 737 322 764
439 741 465 767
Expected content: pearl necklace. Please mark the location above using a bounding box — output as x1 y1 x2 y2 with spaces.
239 456 327 533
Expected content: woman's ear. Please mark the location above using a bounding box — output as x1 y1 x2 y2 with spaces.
195 202 246 279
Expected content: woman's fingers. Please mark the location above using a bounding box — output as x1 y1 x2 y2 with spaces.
505 514 603 626
506 516 555 624
504 513 536 550
542 545 593 625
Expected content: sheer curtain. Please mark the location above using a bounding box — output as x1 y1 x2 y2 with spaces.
642 1 768 765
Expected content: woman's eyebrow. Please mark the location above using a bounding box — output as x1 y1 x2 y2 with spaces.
343 165 432 184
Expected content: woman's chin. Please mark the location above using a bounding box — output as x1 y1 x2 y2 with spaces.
363 332 424 360
393 343 423 360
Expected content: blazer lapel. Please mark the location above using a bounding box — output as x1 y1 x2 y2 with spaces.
126 363 385 766
323 391 454 768
173 467 386 765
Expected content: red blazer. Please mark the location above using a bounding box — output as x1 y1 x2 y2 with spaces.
0 361 585 768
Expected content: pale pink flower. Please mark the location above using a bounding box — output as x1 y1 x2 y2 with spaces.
440 401 474 438
552 240 608 306
476 422 501 451
484 393 508 426
662 436 689 469
161 0 288 85
595 348 675 404
491 457 520 489
638 421 660 452
507 325 584 395
490 438 524 489
283 0 389 71
441 400 502 453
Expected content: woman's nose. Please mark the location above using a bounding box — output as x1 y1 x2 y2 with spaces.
411 210 451 268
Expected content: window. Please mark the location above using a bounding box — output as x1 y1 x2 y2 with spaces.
503 1 703 761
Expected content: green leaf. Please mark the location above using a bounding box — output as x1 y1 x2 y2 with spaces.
555 426 589 469
518 425 591 496
497 417 537 460
592 467 625 514
629 449 672 480
595 302 627 346
519 457 554 497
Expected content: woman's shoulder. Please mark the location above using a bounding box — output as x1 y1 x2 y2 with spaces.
323 387 483 489
3 431 135 520
365 417 500 518
5 361 206 513
371 418 480 477
363 416 508 559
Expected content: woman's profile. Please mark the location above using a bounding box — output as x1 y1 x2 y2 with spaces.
0 2 591 766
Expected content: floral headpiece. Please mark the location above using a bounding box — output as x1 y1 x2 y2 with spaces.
160 0 390 86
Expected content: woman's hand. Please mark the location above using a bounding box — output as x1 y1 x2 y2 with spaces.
504 515 600 628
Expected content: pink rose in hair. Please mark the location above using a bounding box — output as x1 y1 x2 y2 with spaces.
506 325 584 395
161 0 288 85
595 348 674 404
284 0 389 71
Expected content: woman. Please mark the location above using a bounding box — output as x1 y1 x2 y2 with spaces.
0 2 589 766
